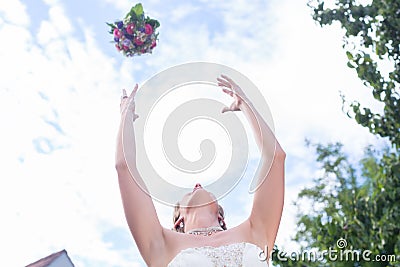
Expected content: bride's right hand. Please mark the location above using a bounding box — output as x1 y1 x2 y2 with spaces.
120 83 139 121
217 75 249 113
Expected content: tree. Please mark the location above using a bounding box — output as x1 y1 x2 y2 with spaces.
272 143 399 267
272 1 400 266
299 143 398 266
309 0 399 149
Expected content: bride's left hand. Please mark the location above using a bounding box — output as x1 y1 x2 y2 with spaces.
120 84 139 121
217 74 248 113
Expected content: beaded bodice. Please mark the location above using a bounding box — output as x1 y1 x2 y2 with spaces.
168 242 268 267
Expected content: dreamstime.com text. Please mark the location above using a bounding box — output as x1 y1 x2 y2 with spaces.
258 238 399 263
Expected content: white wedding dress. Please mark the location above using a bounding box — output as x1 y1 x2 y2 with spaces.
168 242 269 267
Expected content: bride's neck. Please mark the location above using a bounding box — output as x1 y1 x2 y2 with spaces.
185 208 219 232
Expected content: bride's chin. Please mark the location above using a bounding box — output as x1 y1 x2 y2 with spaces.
186 189 217 207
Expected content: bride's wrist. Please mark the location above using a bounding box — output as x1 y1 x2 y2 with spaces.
120 110 137 121
238 96 253 110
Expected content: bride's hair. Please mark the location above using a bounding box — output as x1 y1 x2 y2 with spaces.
172 202 227 233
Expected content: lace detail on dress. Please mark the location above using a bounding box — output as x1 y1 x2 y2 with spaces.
168 242 268 267
193 242 245 267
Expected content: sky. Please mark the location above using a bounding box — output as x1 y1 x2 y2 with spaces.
0 0 385 266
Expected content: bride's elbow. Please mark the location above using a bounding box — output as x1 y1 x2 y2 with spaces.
115 160 128 172
275 148 286 160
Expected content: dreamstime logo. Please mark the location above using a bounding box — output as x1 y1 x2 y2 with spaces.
336 238 347 249
260 238 399 263
122 62 275 206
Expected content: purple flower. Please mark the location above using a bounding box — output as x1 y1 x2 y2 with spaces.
123 39 132 46
114 37 119 42
124 33 134 40
116 21 123 29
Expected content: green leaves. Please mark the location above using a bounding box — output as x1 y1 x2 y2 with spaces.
106 22 116 29
282 142 400 267
106 22 116 34
127 3 143 19
124 3 144 21
346 51 354 60
146 18 160 29
122 4 160 29
309 0 400 149
132 3 144 16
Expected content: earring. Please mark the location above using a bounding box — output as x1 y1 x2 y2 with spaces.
218 214 225 229
174 217 184 231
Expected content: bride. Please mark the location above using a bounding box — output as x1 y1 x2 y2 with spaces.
115 75 285 266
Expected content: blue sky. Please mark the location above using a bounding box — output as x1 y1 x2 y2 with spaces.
0 0 383 266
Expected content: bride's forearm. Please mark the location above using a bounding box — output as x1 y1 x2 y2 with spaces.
115 111 137 170
115 110 151 194
239 98 285 159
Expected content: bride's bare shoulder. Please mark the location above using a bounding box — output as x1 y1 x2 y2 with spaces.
230 219 266 249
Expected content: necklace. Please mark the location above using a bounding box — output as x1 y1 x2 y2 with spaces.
187 226 224 236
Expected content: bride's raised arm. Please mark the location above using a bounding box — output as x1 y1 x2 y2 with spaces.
218 75 285 257
115 85 165 266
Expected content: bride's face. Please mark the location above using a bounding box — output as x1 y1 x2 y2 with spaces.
173 183 223 232
179 183 217 208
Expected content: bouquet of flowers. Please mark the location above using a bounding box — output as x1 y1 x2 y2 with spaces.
107 3 160 57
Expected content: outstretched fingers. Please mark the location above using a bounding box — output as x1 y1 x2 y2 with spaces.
222 88 234 97
217 77 231 89
217 77 236 96
218 76 237 113
220 74 237 87
121 84 138 103
129 84 139 99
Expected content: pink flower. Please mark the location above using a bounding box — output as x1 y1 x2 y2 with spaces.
150 40 157 49
144 24 153 35
126 23 135 35
122 45 130 51
115 44 121 51
134 38 144 46
113 28 122 38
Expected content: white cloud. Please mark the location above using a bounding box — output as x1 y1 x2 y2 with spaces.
0 1 136 266
0 0 30 26
169 4 200 23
